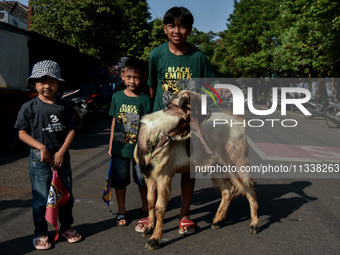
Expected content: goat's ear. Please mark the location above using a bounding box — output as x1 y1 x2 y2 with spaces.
179 92 190 109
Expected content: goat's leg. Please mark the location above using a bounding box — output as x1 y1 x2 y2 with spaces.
143 178 156 238
244 179 259 234
228 149 259 234
211 178 233 229
145 176 172 250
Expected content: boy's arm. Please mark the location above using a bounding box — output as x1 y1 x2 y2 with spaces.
108 117 116 156
52 129 75 169
18 129 51 163
149 87 155 100
147 54 157 101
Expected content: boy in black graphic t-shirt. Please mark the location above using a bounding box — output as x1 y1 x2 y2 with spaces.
15 60 81 249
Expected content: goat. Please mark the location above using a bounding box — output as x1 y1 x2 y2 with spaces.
134 90 259 250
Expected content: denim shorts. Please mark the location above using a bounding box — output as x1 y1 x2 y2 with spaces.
110 156 146 189
29 148 74 236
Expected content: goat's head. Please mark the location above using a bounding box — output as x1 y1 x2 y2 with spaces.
164 90 211 141
174 90 211 123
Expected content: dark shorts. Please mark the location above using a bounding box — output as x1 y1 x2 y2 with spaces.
110 156 146 189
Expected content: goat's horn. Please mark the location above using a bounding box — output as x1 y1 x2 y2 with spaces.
179 96 189 109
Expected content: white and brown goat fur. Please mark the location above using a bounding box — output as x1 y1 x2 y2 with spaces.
134 90 259 250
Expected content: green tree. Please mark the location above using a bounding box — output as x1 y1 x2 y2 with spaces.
271 0 340 77
212 0 280 77
212 0 340 77
187 28 216 62
141 18 167 61
119 0 151 60
30 0 151 65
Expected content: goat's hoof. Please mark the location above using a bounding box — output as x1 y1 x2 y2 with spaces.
211 223 221 230
142 228 153 238
145 238 160 250
249 225 259 234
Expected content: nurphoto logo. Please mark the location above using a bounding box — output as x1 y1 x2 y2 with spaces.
201 84 311 116
196 78 320 128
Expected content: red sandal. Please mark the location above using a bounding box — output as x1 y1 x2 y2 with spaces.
179 219 196 235
135 218 148 233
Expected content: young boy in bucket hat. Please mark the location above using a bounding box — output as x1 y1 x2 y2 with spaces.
15 60 82 250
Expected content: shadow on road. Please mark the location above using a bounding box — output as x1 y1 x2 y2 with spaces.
0 117 111 167
0 148 29 167
0 219 114 254
0 233 36 254
256 181 317 232
0 199 32 211
70 117 111 151
155 180 317 248
0 179 318 252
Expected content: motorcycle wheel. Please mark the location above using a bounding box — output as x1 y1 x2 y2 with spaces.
325 107 339 128
304 106 313 120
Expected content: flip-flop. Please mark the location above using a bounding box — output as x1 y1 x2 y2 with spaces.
33 236 52 250
179 219 196 235
135 217 148 233
62 229 82 243
115 214 128 226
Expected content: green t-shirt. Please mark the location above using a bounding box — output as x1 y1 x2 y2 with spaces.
147 42 215 112
109 90 152 158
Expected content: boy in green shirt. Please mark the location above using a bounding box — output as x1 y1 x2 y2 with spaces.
108 58 152 226
135 6 215 235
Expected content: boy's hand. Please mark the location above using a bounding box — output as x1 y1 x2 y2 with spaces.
40 146 51 163
18 130 52 163
108 145 112 156
51 151 65 169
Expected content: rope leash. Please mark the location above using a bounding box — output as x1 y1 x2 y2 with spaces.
147 130 161 157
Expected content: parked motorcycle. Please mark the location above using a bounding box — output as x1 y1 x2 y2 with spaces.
324 101 340 128
303 101 327 120
84 93 99 118
61 89 88 130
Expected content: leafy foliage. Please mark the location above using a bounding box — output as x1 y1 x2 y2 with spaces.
118 0 151 60
30 0 150 65
29 0 340 78
141 18 168 61
212 0 280 77
271 0 340 77
187 28 216 62
212 0 340 77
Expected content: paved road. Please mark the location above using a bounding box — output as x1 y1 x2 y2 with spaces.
0 113 339 254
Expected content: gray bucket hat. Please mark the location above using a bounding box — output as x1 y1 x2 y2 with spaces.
27 60 65 86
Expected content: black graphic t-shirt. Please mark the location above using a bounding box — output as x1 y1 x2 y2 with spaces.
109 90 152 158
15 97 76 152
